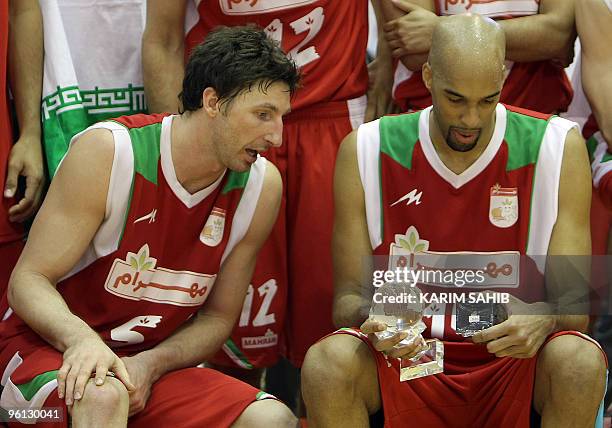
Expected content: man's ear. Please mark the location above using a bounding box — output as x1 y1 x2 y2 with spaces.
422 62 433 92
202 87 220 117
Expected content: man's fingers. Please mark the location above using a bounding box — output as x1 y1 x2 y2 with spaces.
360 320 387 335
391 47 409 59
7 196 33 222
56 364 70 399
73 366 94 402
485 335 516 355
387 335 426 359
391 0 421 13
3 159 20 198
94 363 108 386
472 322 507 343
112 359 135 391
372 331 408 352
493 345 523 358
64 365 79 405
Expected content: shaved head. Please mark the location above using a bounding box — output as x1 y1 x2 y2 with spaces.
429 14 505 83
423 14 506 154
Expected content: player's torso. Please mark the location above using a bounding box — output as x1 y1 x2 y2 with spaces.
185 0 369 110
362 105 567 341
57 114 254 354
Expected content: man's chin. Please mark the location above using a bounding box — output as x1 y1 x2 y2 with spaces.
446 138 478 152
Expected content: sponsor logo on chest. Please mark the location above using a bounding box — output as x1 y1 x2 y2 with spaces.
104 244 215 307
220 0 318 15
489 184 519 228
388 226 519 288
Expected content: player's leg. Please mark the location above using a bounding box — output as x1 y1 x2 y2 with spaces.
0 335 128 428
70 377 128 427
128 366 296 428
285 100 364 367
301 333 381 428
533 333 607 427
0 239 24 315
205 363 263 388
232 399 297 428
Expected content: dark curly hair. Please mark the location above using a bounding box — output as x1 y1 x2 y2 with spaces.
179 25 301 113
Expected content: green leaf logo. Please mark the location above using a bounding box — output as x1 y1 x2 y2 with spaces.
394 226 429 254
129 256 138 270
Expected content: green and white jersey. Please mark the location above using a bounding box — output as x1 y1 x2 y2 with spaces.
40 0 148 176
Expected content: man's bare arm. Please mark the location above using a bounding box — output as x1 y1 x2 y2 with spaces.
130 163 282 381
380 0 433 71
577 0 612 149
473 127 591 356
499 0 576 64
142 0 187 113
5 0 44 222
8 130 112 350
8 130 135 403
546 127 592 333
332 131 375 328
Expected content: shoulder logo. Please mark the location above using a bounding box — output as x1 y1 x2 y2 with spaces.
390 189 423 207
489 184 518 228
200 207 226 247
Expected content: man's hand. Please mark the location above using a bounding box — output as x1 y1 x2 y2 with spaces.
58 337 134 406
364 58 396 122
121 353 158 416
383 0 439 59
360 319 426 359
472 297 556 359
4 134 44 222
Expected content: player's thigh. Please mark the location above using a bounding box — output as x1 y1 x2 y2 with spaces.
128 367 273 428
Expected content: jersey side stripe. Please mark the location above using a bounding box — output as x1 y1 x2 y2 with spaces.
221 157 267 264
526 117 578 268
357 119 382 249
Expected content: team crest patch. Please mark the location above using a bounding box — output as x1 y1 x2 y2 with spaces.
489 184 518 228
200 207 226 247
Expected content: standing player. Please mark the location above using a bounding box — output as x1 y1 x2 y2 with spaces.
40 0 150 178
142 0 372 379
302 15 606 427
578 0 612 210
381 0 575 114
576 0 612 410
0 26 299 427
0 0 44 307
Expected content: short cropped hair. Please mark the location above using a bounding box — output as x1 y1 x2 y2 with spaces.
180 25 301 112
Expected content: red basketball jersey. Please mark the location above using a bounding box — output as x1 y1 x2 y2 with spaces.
185 0 369 111
357 104 577 350
2 113 268 355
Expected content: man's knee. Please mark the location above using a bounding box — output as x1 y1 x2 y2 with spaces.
232 399 296 428
302 334 379 407
73 377 129 411
539 334 607 391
